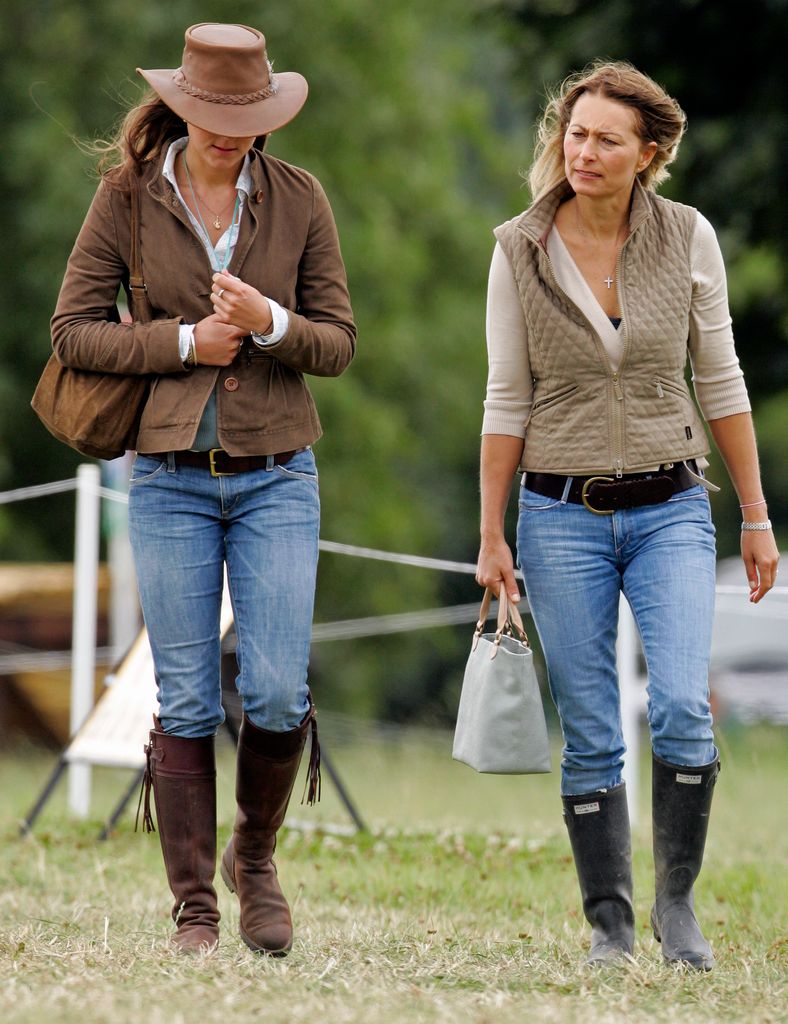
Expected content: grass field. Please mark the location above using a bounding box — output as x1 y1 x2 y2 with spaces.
1 716 786 1024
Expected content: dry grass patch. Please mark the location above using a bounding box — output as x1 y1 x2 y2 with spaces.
1 721 785 1023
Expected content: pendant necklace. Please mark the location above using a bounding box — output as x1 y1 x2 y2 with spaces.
183 155 236 230
574 204 627 289
182 154 241 271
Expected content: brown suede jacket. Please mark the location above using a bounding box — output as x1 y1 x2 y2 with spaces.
50 149 356 456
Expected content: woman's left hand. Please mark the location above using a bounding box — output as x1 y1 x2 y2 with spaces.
742 531 780 604
211 270 273 336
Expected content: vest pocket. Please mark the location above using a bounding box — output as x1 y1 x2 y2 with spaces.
531 382 579 414
652 377 687 400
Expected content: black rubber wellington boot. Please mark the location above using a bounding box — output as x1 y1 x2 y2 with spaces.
651 753 720 971
562 783 635 964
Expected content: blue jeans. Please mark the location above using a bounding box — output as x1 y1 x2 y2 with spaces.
516 482 718 795
128 449 320 738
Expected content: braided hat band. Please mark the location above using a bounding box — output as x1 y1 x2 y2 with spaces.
171 64 279 105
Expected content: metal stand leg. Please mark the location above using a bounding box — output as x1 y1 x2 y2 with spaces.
19 756 68 836
319 745 367 833
22 713 367 839
97 768 145 841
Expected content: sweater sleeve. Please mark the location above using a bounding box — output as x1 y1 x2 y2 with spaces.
688 212 751 420
481 242 533 436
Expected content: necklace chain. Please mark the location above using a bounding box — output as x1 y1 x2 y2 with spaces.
183 155 236 230
574 203 627 289
182 154 241 272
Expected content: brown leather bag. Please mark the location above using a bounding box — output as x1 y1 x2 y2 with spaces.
32 179 153 460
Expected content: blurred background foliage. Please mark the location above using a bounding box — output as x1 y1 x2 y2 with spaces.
0 0 785 723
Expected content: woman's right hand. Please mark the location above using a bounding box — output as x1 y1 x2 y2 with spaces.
476 535 521 602
193 314 246 366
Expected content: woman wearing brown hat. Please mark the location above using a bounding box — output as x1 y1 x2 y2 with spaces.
51 23 356 954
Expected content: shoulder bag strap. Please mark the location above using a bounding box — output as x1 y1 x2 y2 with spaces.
128 177 153 323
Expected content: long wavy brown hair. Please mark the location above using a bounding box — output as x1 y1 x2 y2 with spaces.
528 60 687 200
93 90 267 186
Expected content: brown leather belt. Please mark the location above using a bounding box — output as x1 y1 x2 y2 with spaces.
524 461 699 515
146 448 304 478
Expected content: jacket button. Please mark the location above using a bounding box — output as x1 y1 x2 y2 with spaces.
224 377 239 392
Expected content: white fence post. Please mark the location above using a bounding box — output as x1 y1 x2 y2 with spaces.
68 463 100 818
105 456 140 656
618 594 642 826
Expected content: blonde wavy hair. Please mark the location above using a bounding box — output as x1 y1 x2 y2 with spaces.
528 60 687 200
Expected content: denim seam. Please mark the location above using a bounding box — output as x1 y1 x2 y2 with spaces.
623 597 652 737
612 512 627 556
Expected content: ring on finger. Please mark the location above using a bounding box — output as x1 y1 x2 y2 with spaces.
216 288 225 299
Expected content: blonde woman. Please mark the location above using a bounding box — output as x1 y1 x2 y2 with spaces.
477 61 778 969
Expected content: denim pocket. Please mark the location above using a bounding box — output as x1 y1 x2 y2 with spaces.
129 455 166 485
274 448 318 483
519 486 562 511
667 484 708 503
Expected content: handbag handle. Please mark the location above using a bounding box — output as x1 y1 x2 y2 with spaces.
473 586 530 656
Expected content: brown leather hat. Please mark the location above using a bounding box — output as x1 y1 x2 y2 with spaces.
137 23 308 137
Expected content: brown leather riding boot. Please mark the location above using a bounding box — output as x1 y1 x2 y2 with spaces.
139 717 220 953
220 699 320 955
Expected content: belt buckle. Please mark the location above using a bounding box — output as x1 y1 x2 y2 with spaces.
208 448 234 478
581 475 615 515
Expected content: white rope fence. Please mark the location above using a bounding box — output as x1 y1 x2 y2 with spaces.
2 470 786 824
1 474 783 591
0 603 490 675
0 478 81 504
0 477 484 575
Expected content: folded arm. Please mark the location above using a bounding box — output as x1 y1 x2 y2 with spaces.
50 182 184 376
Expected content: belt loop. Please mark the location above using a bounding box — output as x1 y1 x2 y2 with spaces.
265 454 275 472
166 451 176 473
560 476 573 504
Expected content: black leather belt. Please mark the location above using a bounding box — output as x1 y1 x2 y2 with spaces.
524 461 699 515
146 448 304 478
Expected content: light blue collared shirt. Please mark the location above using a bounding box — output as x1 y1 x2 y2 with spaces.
162 138 289 362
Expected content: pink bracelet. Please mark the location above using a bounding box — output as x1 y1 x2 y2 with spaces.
739 499 767 509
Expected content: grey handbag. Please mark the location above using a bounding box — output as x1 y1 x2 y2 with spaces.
452 588 551 774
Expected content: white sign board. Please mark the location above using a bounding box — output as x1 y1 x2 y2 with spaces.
65 578 235 769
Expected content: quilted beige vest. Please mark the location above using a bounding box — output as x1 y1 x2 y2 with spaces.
495 180 710 475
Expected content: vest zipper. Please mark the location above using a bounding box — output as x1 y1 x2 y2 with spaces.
611 372 625 478
610 244 630 477
536 237 634 476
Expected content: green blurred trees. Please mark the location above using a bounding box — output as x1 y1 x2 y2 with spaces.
491 0 788 551
1 0 785 721
0 0 522 721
